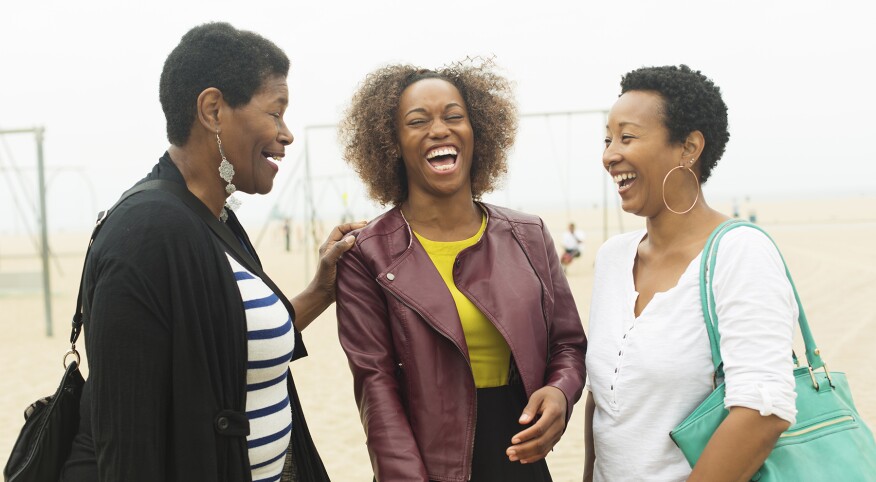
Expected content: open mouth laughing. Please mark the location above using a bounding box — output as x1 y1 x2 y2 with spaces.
425 145 458 173
262 151 285 162
262 151 285 172
612 171 637 193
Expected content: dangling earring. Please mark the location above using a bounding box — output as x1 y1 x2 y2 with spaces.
216 131 242 222
217 132 236 195
662 158 700 215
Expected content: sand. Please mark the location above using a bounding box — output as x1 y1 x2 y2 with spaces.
1 195 874 481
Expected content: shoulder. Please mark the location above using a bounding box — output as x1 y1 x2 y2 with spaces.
339 207 409 274
350 207 408 251
95 188 212 259
482 203 543 228
597 229 645 260
714 225 783 265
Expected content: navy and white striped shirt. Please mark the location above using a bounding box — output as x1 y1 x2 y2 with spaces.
227 254 294 482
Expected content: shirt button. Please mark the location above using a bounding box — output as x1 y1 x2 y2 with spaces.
386 273 395 281
614 368 618 373
618 351 622 356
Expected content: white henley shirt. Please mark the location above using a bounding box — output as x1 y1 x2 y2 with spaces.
586 227 797 482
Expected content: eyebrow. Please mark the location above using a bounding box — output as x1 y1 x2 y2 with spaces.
605 121 643 130
404 102 464 117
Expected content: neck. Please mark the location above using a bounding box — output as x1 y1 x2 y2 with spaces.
401 189 481 241
644 197 726 251
167 143 228 219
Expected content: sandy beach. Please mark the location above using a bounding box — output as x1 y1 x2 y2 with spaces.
1 196 874 481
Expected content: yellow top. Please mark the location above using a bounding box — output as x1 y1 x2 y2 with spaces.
414 216 511 388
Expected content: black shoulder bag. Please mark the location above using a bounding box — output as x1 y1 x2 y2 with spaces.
3 180 167 482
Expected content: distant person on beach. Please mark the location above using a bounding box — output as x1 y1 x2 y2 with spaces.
61 23 363 482
561 222 585 269
336 60 587 482
583 65 797 481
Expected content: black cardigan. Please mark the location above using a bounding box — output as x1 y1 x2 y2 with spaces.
62 154 325 481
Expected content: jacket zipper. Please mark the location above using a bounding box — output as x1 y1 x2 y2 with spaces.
779 415 854 438
383 289 478 481
389 207 483 480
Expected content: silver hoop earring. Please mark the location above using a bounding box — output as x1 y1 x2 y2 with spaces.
662 161 700 215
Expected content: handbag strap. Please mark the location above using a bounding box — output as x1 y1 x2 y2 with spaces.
69 180 171 354
70 180 299 356
699 219 824 380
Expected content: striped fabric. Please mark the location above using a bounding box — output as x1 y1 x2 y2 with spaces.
226 254 294 482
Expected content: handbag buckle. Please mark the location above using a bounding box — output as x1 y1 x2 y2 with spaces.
808 363 836 391
807 365 819 390
822 362 835 389
63 348 80 369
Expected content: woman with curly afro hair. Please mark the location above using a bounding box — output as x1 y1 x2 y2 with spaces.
335 60 587 482
583 65 798 481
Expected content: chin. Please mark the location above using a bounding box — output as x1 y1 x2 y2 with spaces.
619 199 636 214
254 180 275 196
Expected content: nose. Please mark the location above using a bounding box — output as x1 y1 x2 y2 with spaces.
429 119 450 138
277 118 294 146
603 140 620 171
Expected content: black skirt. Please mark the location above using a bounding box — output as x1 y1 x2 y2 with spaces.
374 383 553 482
468 383 552 482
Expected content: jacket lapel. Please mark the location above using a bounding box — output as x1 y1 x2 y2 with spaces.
377 228 471 361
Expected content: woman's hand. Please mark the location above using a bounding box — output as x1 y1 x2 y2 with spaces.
314 221 368 301
292 220 367 331
505 386 568 464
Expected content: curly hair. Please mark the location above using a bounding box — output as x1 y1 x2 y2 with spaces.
339 59 518 206
159 22 290 146
620 65 729 183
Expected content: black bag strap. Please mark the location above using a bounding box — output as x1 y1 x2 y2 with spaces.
70 179 299 360
69 180 170 355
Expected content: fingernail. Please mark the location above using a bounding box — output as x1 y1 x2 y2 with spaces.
344 235 355 244
519 415 530 423
512 438 520 444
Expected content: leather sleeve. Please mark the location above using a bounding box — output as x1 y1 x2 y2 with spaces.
539 220 588 424
336 245 429 482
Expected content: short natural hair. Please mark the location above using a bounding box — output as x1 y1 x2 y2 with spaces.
339 59 518 205
620 65 730 183
159 22 290 146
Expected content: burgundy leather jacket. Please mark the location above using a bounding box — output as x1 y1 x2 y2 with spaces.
336 203 587 482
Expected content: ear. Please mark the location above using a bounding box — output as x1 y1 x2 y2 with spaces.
681 130 705 165
196 87 225 133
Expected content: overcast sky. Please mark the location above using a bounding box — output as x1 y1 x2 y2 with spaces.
1 0 874 235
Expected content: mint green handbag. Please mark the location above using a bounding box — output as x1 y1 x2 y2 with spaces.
669 220 876 481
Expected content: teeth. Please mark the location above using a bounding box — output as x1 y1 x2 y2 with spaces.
426 146 458 159
434 164 454 171
612 172 637 184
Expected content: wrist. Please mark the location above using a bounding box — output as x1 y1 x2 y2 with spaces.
302 281 333 313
